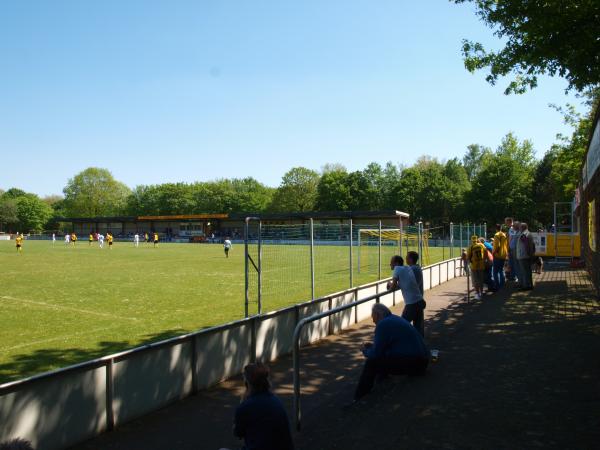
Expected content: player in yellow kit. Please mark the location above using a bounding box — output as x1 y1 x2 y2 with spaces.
15 233 23 253
89 233 94 246
153 232 159 248
71 232 77 246
107 232 114 249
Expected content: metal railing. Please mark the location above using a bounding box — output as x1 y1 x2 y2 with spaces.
291 257 465 431
292 289 386 431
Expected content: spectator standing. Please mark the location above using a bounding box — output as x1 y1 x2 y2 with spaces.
353 303 429 400
480 238 496 292
492 224 508 289
467 236 487 300
517 223 535 290
406 251 424 296
220 363 294 450
387 255 426 336
508 220 521 283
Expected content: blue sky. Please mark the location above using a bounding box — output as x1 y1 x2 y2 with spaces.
0 0 582 197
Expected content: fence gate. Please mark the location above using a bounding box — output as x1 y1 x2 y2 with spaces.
244 217 262 317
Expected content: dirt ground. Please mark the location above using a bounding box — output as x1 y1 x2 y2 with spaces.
71 267 600 450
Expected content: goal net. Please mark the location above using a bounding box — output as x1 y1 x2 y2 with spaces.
357 226 427 274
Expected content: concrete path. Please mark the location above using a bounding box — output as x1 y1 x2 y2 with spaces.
71 268 600 450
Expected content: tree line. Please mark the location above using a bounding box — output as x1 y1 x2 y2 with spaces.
1 103 595 234
3 0 597 234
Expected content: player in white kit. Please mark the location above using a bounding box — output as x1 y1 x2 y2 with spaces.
65 233 70 245
52 233 56 244
98 233 105 249
134 233 140 247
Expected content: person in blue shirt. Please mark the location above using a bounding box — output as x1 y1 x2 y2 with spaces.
354 303 429 400
224 363 294 450
387 255 426 336
407 251 424 296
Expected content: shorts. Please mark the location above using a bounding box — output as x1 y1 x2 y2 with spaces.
471 269 485 288
154 240 158 244
109 241 113 246
224 247 230 252
16 244 21 248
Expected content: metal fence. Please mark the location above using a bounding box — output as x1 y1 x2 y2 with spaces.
244 217 485 317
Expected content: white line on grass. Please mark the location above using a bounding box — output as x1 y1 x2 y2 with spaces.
0 295 139 322
0 324 125 352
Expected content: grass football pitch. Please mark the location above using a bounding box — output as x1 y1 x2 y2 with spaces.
0 240 454 383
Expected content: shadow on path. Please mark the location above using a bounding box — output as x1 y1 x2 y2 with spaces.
71 268 600 450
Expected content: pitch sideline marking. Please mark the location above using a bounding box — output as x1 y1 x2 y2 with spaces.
0 295 139 322
0 324 124 352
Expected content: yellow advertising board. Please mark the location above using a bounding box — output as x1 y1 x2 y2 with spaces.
530 232 581 258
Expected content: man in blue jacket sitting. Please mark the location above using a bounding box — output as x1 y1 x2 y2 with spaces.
354 303 429 400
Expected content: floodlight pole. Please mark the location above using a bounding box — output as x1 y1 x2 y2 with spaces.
378 220 382 280
310 218 315 301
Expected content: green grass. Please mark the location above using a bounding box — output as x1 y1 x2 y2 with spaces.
0 240 456 383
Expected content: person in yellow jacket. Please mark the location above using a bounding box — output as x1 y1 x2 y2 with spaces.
89 233 94 246
107 232 113 249
153 232 159 248
15 233 23 253
70 232 77 246
467 235 487 300
492 223 508 289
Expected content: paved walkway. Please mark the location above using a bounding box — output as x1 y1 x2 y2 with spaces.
71 268 600 450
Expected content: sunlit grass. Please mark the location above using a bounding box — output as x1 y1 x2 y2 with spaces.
0 240 453 382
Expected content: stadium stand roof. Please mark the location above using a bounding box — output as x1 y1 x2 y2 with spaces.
56 210 409 222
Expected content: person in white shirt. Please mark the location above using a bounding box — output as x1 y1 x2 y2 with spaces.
387 255 426 336
134 233 140 247
52 233 56 245
224 238 232 258
64 233 70 245
98 233 104 249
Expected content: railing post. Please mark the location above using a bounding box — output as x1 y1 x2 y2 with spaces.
251 317 257 362
467 265 471 303
328 297 333 335
106 359 115 431
354 288 358 323
190 335 198 394
293 329 301 431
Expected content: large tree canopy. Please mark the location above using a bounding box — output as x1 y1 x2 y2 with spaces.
454 0 600 94
63 168 131 217
270 167 320 212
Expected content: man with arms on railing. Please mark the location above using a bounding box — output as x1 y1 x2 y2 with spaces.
387 255 426 336
353 303 429 401
221 363 294 450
